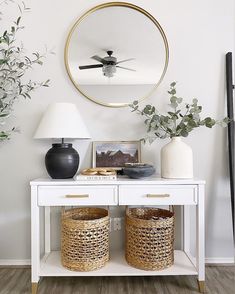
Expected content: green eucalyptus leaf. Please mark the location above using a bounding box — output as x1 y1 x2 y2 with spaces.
193 113 200 122
166 127 172 133
197 106 202 112
25 93 31 99
223 117 230 124
177 97 183 103
186 126 193 132
188 120 197 128
160 115 166 123
204 117 212 123
16 16 21 25
204 117 216 128
0 113 9 117
143 108 149 115
170 96 177 103
181 129 189 137
152 114 160 120
151 106 155 114
170 102 178 109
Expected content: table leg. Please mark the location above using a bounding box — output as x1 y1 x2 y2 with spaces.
45 207 51 254
197 280 205 293
32 282 38 294
196 184 205 293
183 205 191 253
31 186 40 293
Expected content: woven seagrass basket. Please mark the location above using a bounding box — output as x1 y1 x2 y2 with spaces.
125 207 174 271
61 207 109 271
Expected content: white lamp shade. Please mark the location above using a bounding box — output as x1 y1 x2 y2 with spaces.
34 103 91 139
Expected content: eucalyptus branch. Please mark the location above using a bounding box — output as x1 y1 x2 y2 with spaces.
130 102 168 136
0 1 50 141
130 82 230 143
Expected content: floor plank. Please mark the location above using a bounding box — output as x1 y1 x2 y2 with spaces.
0 266 234 294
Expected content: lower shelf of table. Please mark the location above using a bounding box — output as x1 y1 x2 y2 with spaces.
40 250 197 277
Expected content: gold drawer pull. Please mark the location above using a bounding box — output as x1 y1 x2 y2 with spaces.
65 194 89 198
146 194 170 198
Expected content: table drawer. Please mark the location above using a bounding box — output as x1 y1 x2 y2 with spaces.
38 186 118 206
119 185 197 205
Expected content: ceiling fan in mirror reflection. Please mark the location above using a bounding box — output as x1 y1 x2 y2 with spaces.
78 50 136 78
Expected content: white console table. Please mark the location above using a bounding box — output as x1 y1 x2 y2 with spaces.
30 177 205 293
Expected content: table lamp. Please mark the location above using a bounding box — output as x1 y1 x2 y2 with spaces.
34 103 90 179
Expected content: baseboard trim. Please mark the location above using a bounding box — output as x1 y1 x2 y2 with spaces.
0 257 233 267
0 259 31 266
205 257 234 265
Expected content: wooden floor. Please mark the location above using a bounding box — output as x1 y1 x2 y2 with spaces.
0 266 234 294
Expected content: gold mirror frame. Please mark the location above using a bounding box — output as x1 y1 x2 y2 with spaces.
64 2 169 108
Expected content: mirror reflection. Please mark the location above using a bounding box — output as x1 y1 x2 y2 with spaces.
65 3 169 107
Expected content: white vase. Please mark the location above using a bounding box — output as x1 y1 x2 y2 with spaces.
161 137 193 179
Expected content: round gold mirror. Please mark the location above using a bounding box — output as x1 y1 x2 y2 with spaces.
65 2 169 107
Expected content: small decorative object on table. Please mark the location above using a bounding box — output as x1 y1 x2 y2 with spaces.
123 163 155 179
93 141 141 169
74 168 117 180
130 82 230 179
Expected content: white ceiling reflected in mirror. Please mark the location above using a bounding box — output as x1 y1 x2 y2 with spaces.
65 2 169 107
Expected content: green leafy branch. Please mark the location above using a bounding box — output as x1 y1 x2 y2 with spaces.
130 82 230 143
0 1 50 141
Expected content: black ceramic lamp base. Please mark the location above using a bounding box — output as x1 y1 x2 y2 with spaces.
45 143 79 179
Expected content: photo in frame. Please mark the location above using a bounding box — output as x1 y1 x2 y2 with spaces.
93 141 141 169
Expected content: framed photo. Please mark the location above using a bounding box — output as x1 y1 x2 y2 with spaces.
93 141 141 169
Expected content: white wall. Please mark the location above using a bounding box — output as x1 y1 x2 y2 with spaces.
0 0 234 262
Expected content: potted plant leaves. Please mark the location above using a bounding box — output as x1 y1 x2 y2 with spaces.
130 82 230 178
